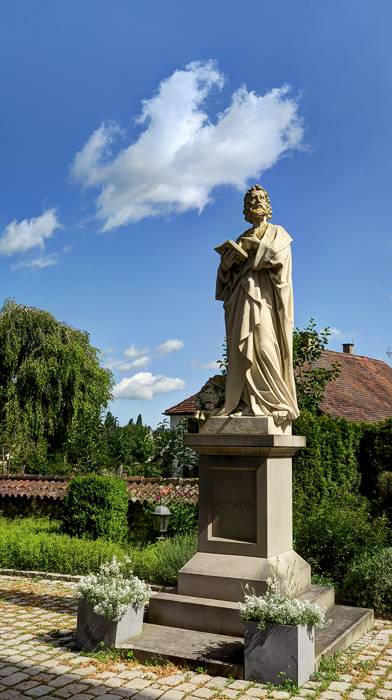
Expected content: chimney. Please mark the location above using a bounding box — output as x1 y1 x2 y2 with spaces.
342 343 354 355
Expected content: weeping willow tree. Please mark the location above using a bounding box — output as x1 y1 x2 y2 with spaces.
0 299 113 472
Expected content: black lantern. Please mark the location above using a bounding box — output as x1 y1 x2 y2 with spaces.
152 504 171 538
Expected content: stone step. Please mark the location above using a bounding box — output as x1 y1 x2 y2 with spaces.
149 585 335 637
315 604 374 660
298 584 335 613
122 604 373 678
122 623 244 678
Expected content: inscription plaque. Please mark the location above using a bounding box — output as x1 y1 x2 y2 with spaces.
210 466 257 543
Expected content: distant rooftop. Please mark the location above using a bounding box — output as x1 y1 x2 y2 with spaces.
165 349 392 423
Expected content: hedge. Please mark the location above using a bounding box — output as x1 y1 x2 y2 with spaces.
0 516 197 584
62 475 129 542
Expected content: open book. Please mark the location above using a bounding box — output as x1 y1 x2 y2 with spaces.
214 239 248 261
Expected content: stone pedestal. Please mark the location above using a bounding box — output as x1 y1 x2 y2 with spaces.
149 418 311 636
179 419 309 601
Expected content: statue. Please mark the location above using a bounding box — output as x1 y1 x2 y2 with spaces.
215 185 299 423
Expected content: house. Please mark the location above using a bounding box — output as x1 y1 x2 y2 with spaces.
165 344 392 426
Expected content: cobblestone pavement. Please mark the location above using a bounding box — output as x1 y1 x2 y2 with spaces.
0 576 391 700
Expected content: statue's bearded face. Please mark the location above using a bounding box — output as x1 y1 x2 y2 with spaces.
243 190 270 224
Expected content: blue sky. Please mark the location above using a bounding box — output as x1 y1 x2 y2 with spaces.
1 1 392 426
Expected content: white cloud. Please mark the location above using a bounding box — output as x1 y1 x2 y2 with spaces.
124 344 149 358
71 60 304 230
329 328 344 340
197 360 220 370
113 372 185 400
105 355 151 371
156 338 184 355
12 253 59 270
0 209 61 255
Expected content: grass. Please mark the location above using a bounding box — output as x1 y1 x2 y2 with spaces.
0 516 197 584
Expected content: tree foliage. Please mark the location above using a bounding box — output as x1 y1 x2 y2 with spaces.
0 299 113 470
293 318 340 413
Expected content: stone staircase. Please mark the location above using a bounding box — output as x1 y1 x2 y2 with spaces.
120 585 373 677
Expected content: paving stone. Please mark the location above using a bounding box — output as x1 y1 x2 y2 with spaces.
299 691 315 697
187 676 212 687
220 692 240 699
55 683 91 697
328 683 351 692
270 693 291 699
193 689 216 699
14 680 41 691
159 692 186 700
205 678 227 689
160 676 186 687
0 667 19 678
320 693 343 700
377 692 392 699
349 692 367 700
132 690 166 700
175 684 199 693
245 690 268 698
25 685 56 697
123 680 154 691
2 671 29 686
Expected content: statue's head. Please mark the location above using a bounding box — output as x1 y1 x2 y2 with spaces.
243 184 272 224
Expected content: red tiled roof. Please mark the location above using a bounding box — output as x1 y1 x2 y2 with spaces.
319 351 392 422
164 350 392 423
0 475 199 503
164 394 199 416
0 475 70 500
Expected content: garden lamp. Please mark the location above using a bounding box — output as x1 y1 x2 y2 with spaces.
152 504 171 538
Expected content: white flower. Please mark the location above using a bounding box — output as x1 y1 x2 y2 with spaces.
77 556 151 622
239 579 327 630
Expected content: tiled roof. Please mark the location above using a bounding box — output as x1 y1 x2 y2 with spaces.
0 475 199 503
0 475 70 500
319 351 392 422
164 350 392 423
164 394 199 416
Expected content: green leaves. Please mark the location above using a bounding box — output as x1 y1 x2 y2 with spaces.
0 299 113 471
293 318 340 414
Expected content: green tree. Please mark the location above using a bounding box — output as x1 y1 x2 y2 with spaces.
293 318 340 414
0 299 113 471
154 419 199 477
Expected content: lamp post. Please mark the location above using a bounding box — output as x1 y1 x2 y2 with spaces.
153 504 171 539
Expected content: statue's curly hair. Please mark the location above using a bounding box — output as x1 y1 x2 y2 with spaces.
243 184 272 220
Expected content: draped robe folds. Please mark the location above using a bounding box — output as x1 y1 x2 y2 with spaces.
215 223 299 420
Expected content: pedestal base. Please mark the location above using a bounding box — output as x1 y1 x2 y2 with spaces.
178 550 311 602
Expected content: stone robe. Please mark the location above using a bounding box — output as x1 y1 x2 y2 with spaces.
216 223 299 420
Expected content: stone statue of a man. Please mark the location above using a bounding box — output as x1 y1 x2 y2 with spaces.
215 185 299 422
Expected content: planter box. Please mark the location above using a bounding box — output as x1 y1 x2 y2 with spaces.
75 598 144 651
244 621 315 686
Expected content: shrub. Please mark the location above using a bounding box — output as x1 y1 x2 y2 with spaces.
128 499 198 544
0 516 196 584
294 495 390 584
0 517 125 575
293 411 362 511
132 533 197 586
358 419 392 500
342 548 392 615
62 475 129 542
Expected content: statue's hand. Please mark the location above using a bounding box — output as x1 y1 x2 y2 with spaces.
221 249 245 271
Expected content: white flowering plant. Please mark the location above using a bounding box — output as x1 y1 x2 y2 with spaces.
77 557 151 622
239 578 327 631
